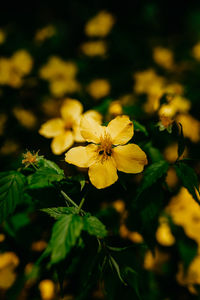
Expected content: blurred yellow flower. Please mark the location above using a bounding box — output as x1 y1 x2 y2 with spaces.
31 240 47 251
0 29 6 44
165 167 179 188
87 79 110 100
0 139 20 156
108 100 123 116
39 98 102 155
153 47 174 70
192 42 200 61
0 50 33 88
13 107 37 129
134 69 165 95
39 279 55 300
156 217 175 246
159 95 191 118
128 231 144 243
81 40 107 56
166 187 200 250
65 115 147 189
176 114 200 143
39 56 79 97
0 252 19 289
84 11 115 37
144 248 169 272
176 256 200 294
35 25 56 43
163 143 187 163
157 115 174 133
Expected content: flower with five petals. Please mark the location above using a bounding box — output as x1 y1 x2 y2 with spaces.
65 115 148 189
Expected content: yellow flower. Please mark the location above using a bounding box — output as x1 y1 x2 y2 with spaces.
159 95 191 118
35 25 56 43
176 114 200 143
39 98 102 155
156 217 175 246
39 56 79 97
134 69 165 95
153 47 174 70
84 11 115 37
143 248 169 272
0 50 33 88
108 100 123 116
65 115 147 189
13 107 37 129
81 40 107 56
11 50 33 75
87 79 110 100
0 252 19 289
176 255 200 294
39 279 55 300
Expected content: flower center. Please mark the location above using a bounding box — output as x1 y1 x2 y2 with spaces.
97 132 113 161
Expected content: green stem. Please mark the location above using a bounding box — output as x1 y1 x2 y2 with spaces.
61 190 79 208
78 196 86 213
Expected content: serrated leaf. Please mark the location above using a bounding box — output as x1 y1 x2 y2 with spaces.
50 214 83 264
175 162 200 204
38 158 64 175
133 120 148 136
83 216 107 238
136 160 169 199
40 207 79 219
27 167 65 189
0 171 26 223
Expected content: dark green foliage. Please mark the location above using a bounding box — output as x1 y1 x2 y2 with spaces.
175 162 200 203
0 171 26 223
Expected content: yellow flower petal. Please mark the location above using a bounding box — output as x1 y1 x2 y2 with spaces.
88 157 118 189
51 131 74 155
60 98 83 124
72 123 85 142
80 115 104 143
107 115 133 145
65 144 98 168
112 144 147 173
39 118 65 138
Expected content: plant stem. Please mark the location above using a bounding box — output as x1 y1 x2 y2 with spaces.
78 196 86 213
61 190 79 208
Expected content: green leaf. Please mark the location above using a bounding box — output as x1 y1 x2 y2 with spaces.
0 171 26 223
136 160 169 199
38 158 64 175
177 123 186 159
175 162 200 204
133 120 148 136
27 167 65 189
83 216 107 238
109 256 127 286
123 267 142 300
50 214 83 264
143 142 163 163
40 207 79 219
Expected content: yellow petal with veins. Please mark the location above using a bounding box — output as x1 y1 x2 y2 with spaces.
39 118 65 138
112 144 147 173
88 157 118 189
107 115 133 145
65 144 98 167
51 131 74 155
60 98 83 124
80 115 105 143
